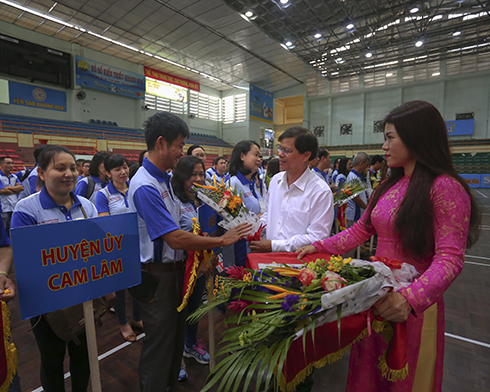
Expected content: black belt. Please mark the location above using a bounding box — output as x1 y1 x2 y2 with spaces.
141 257 187 272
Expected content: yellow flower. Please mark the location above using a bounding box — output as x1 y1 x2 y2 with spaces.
242 272 252 283
227 196 242 211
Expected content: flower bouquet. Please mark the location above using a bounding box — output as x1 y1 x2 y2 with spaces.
193 175 261 232
334 181 367 206
189 255 419 392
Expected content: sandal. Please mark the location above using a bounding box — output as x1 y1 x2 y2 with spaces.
120 323 137 342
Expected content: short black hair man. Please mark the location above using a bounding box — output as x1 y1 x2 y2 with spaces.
128 112 251 391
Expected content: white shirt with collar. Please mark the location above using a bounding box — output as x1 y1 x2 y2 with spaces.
260 168 334 252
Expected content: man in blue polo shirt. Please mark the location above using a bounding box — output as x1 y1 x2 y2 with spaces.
0 157 24 234
346 152 369 227
311 148 331 183
205 156 229 182
128 112 251 392
18 145 48 200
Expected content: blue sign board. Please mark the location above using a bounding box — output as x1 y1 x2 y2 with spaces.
481 174 490 188
75 56 145 99
9 81 67 112
11 213 141 320
460 174 481 188
198 204 219 237
446 119 474 136
198 204 221 254
249 84 274 124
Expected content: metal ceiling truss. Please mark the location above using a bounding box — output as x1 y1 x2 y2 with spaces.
223 0 490 79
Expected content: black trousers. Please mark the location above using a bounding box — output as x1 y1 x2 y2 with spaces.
30 315 90 392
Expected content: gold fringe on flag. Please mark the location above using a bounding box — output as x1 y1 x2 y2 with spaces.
0 301 17 392
177 218 213 312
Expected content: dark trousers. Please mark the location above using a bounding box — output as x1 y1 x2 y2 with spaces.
185 274 206 348
114 289 142 325
136 268 186 392
30 316 90 392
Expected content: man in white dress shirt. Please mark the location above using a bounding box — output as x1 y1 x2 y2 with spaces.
250 127 334 253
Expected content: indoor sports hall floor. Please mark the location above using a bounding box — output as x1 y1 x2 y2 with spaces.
8 188 490 391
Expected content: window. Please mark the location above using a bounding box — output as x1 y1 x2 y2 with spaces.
144 95 186 114
364 70 398 89
402 61 440 83
455 112 474 120
340 123 353 136
331 75 359 93
306 76 327 97
222 93 247 124
189 91 221 121
446 52 490 76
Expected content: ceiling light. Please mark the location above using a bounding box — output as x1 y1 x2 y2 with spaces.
453 31 461 36
314 33 322 39
386 73 394 77
244 11 253 18
280 0 289 4
346 23 355 30
285 41 293 47
415 40 423 47
432 72 440 76
410 7 419 13
365 52 373 58
331 72 339 76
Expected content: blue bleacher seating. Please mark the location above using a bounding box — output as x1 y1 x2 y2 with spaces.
0 114 233 148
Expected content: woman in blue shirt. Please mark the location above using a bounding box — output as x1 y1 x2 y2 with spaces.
11 145 98 392
96 154 143 342
171 155 214 380
75 151 109 204
225 140 263 268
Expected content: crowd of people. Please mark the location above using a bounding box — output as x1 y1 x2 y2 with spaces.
0 100 480 392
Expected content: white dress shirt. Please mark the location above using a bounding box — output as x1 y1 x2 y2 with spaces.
260 168 334 252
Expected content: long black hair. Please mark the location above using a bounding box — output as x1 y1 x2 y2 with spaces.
89 152 109 178
171 156 205 203
228 140 260 177
365 100 480 259
338 158 351 177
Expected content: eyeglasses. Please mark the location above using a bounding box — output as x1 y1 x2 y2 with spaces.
276 145 294 156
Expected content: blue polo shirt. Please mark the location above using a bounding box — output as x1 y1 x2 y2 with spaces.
95 181 130 215
128 158 182 264
230 172 262 215
312 167 330 183
0 170 22 213
180 200 197 233
11 187 97 228
75 176 108 204
206 167 229 183
346 169 367 222
0 218 10 248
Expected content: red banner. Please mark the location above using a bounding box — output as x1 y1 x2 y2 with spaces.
144 67 200 92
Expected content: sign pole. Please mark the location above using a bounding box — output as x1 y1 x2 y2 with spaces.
83 301 102 392
207 276 215 372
